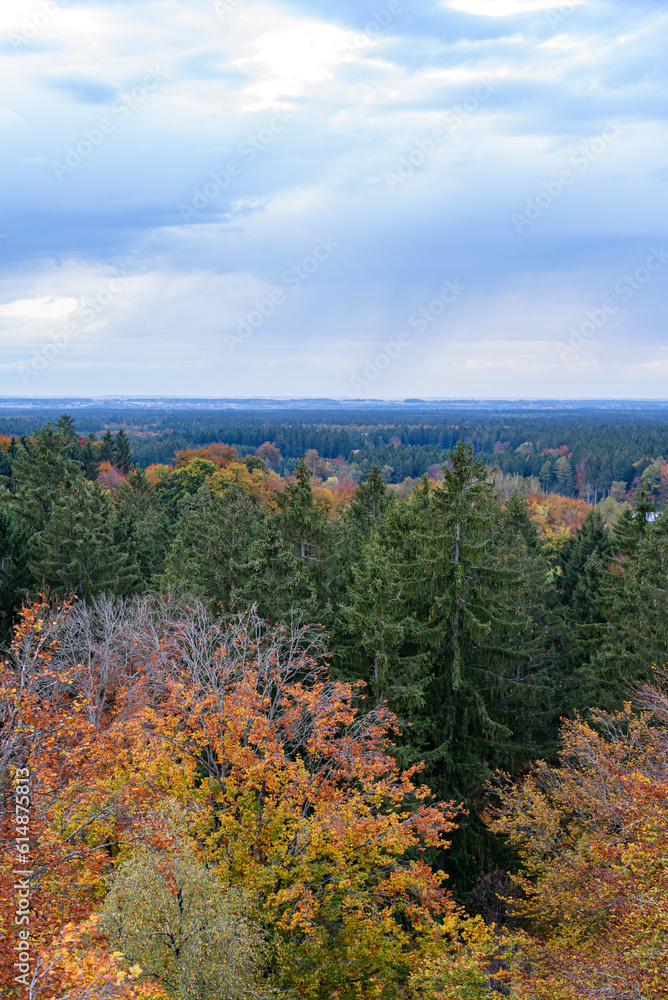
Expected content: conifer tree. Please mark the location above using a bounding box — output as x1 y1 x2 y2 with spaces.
113 428 132 473
405 445 535 881
80 432 100 480
558 508 614 625
115 467 172 586
30 479 135 596
264 458 330 621
336 498 430 716
340 465 393 565
578 504 668 710
165 483 265 612
3 423 82 533
0 505 32 642
55 413 79 456
100 429 115 463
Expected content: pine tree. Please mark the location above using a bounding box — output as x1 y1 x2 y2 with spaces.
164 483 265 612
113 429 132 474
336 498 430 715
99 430 115 463
3 423 82 534
81 432 100 480
115 467 172 586
578 503 668 710
558 508 614 624
30 479 135 596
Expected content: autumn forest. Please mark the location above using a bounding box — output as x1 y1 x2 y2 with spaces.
1 405 667 999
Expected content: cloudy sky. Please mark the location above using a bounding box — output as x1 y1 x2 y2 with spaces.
0 0 666 398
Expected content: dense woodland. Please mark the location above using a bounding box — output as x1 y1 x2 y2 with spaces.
1 410 668 999
4 404 668 498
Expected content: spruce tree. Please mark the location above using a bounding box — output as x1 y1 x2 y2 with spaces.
558 508 614 625
4 423 82 534
266 458 330 621
115 467 172 586
336 498 430 716
56 413 79 457
100 430 115 463
339 465 393 566
0 505 32 642
30 479 135 597
81 432 101 480
113 429 132 474
406 444 534 881
164 483 265 612
578 503 668 710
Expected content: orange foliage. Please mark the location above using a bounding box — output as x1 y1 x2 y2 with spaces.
526 491 591 556
0 432 15 452
143 463 173 485
492 680 668 999
311 480 357 516
0 601 169 998
174 443 237 469
0 597 491 999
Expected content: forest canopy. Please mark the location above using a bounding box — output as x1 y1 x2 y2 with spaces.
1 408 668 999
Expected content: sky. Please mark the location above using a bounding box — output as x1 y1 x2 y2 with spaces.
0 0 667 399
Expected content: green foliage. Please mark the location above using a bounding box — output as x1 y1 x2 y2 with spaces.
334 445 565 887
155 458 218 518
7 408 668 911
101 845 266 1000
30 479 135 597
0 505 32 642
4 422 83 533
577 503 668 710
115 467 173 587
100 429 115 462
558 509 614 625
165 484 265 612
113 428 133 474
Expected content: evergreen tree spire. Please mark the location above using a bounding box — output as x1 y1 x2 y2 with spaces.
113 429 132 474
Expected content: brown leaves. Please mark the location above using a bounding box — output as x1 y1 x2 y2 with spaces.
490 685 668 999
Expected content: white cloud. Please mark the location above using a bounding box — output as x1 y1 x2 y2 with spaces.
0 0 666 397
0 296 79 319
233 14 355 108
